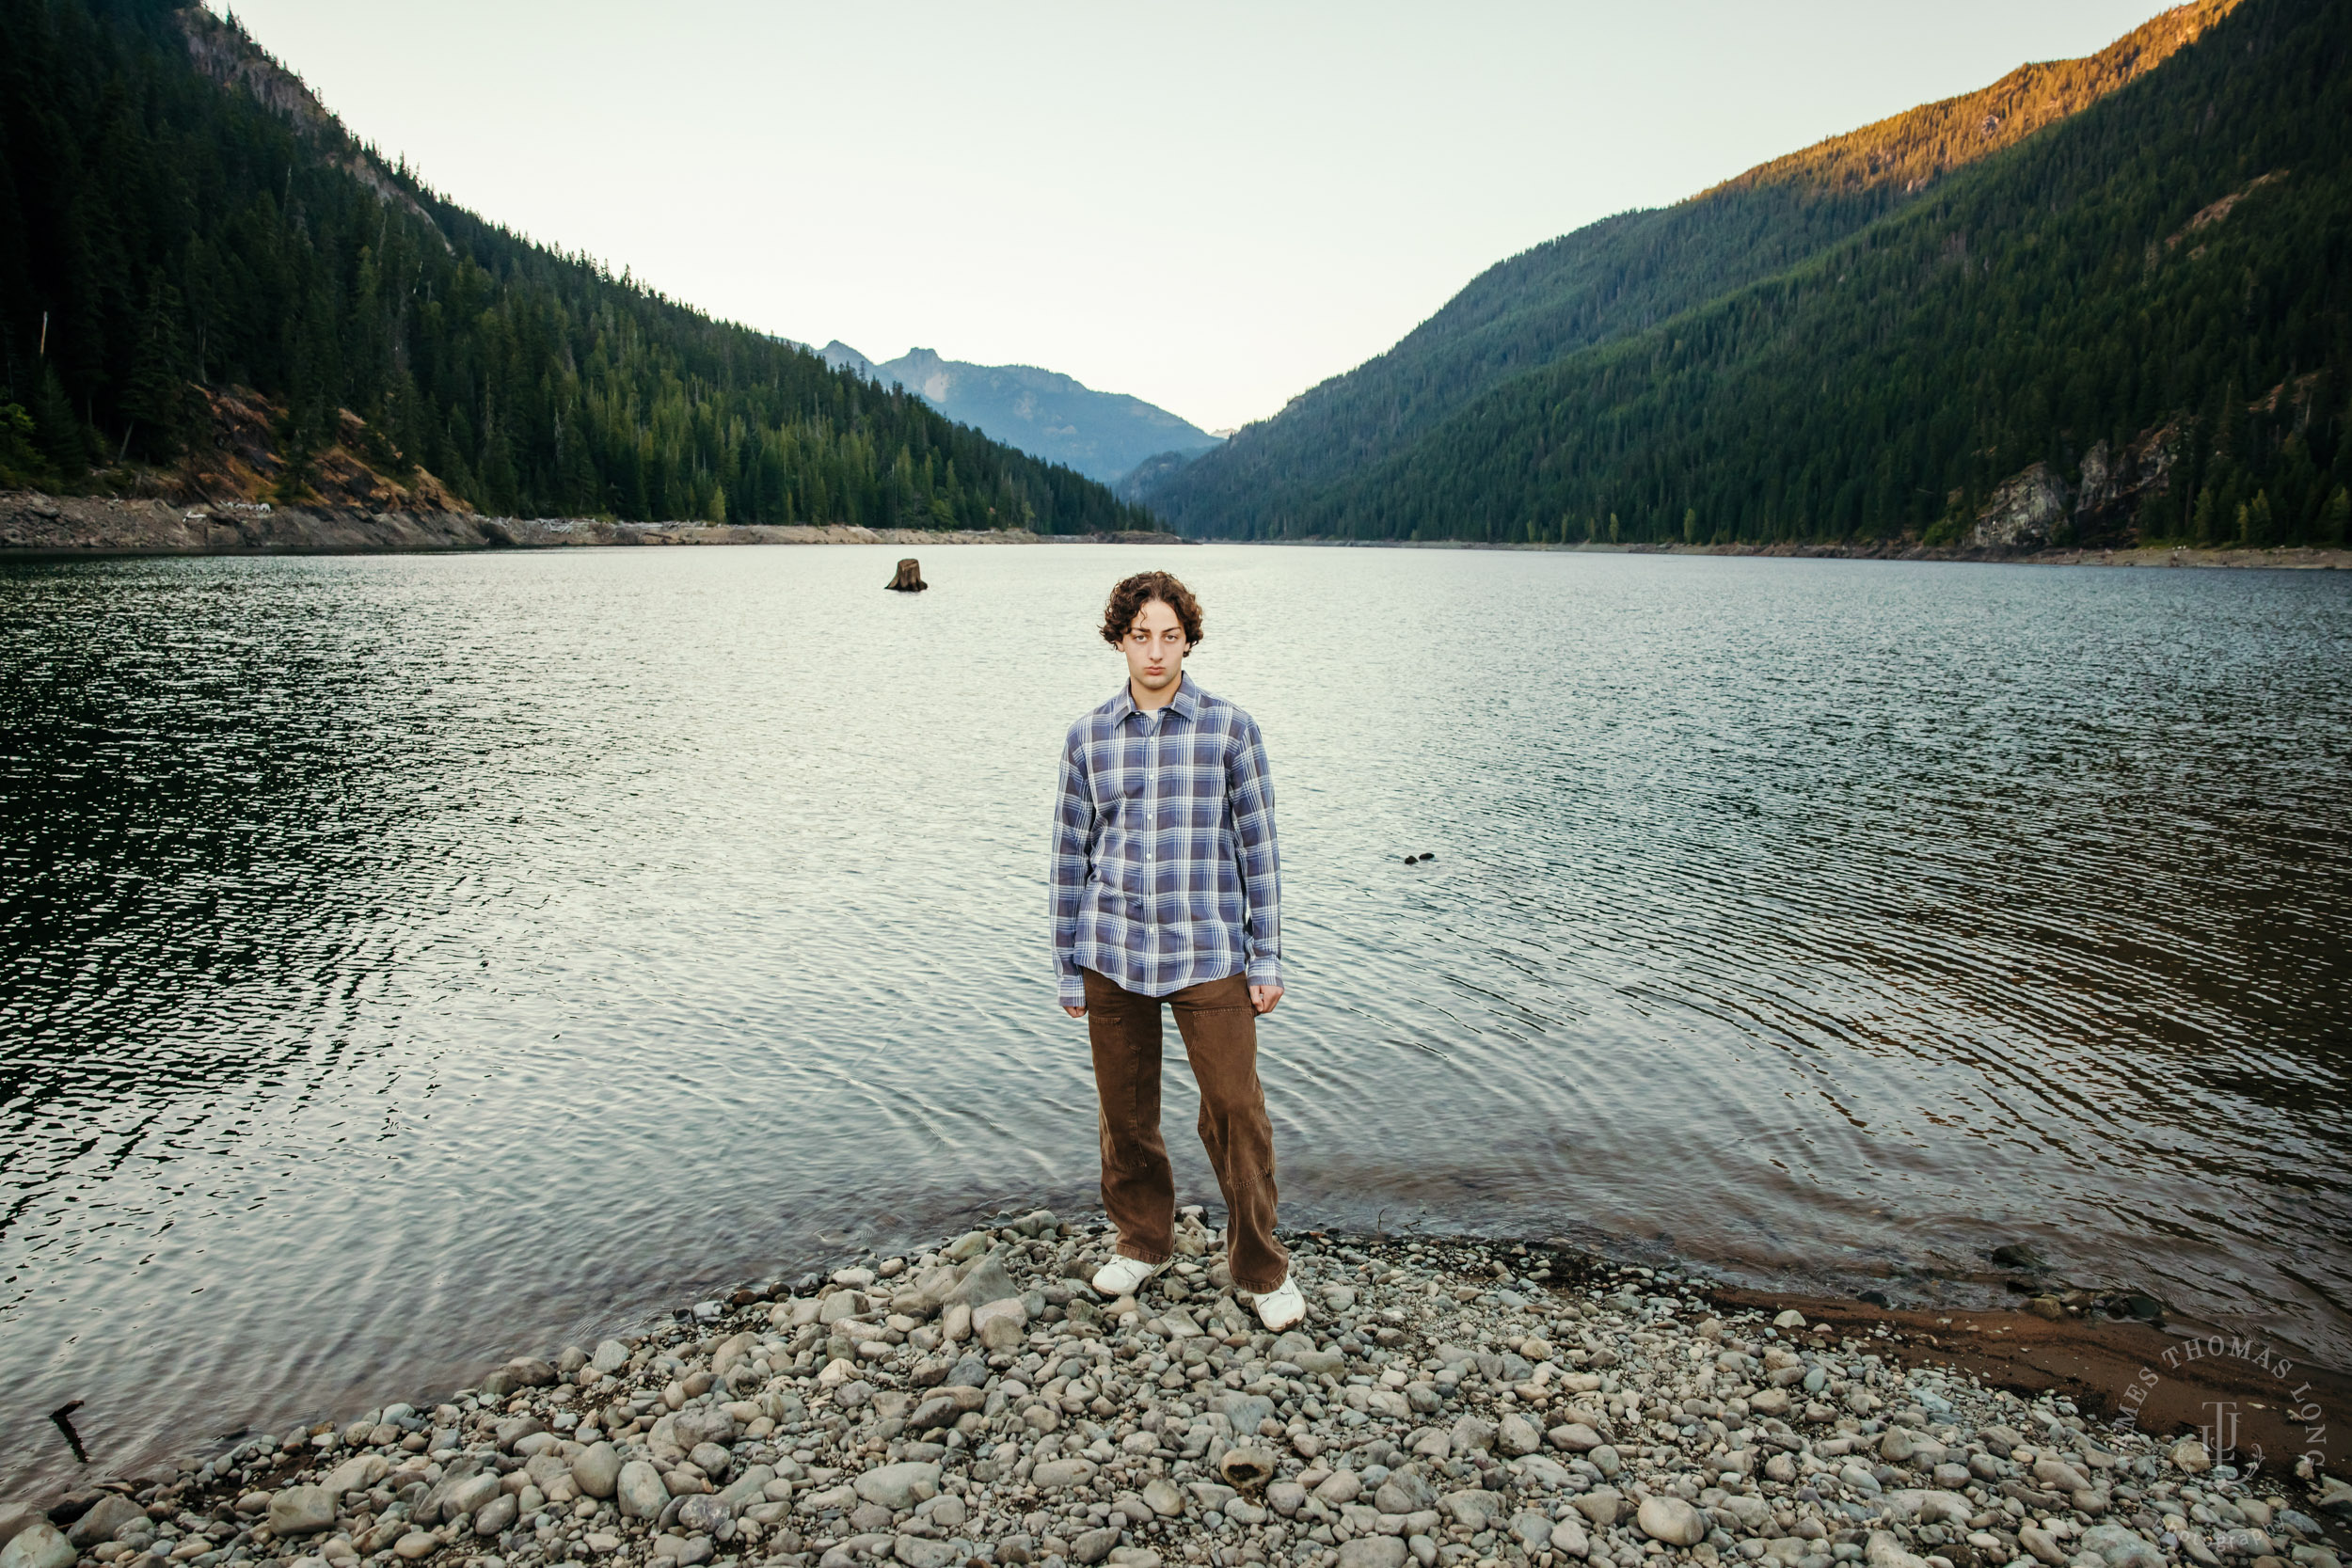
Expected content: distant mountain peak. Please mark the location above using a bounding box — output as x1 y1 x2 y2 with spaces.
819 341 876 377
826 347 1219 485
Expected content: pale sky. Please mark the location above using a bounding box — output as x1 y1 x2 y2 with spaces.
214 1 2166 433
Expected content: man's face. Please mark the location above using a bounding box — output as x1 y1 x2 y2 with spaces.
1121 597 1189 694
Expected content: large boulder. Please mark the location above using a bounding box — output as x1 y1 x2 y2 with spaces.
675 1495 733 1535
616 1460 670 1520
1867 1531 1932 1568
524 1452 574 1495
267 1486 336 1537
1972 463 2073 550
0 1523 73 1568
2080 1527 2166 1568
493 1415 546 1451
949 1249 1019 1310
471 1494 518 1537
323 1452 390 1497
427 1471 501 1525
1208 1391 1276 1435
906 1266 963 1311
0 1507 42 1555
717 1465 777 1512
909 1386 989 1431
973 1297 1028 1351
1635 1496 1705 1547
710 1332 758 1377
505 1356 556 1387
1032 1458 1098 1491
1510 1513 1554 1553
571 1441 622 1499
673 1406 740 1449
65 1497 144 1548
853 1463 941 1510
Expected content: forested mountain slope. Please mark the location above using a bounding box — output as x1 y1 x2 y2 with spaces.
1242 0 2345 549
1140 0 2245 536
0 0 1150 532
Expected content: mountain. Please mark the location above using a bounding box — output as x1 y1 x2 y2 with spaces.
1138 0 2291 543
824 344 1222 485
1186 0 2347 551
819 341 876 378
0 0 1152 535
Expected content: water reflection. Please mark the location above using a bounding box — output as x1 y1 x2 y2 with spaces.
0 545 2345 1494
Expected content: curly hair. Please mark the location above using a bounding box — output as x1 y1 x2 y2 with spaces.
1100 570 1205 649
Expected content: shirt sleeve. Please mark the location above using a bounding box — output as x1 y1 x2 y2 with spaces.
1229 715 1283 991
1050 726 1096 1007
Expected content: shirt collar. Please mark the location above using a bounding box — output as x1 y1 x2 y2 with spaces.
1112 672 1201 724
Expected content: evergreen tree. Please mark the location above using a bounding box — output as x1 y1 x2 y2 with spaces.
0 0 1151 535
119 275 194 460
1152 0 2346 552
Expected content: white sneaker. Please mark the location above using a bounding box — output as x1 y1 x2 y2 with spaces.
1090 1255 1168 1297
1246 1272 1307 1331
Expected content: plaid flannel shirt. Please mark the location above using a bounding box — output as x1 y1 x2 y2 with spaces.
1051 673 1282 1007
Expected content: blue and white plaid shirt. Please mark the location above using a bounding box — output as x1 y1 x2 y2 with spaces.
1051 673 1282 1007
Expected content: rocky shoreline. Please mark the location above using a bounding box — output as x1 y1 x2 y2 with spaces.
0 493 1186 555
4 1214 2344 1568
4 492 2338 569
1259 540 2352 571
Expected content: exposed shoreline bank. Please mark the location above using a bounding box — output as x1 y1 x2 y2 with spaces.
8 493 2344 569
1232 539 2352 572
0 493 1186 557
5 1215 2344 1568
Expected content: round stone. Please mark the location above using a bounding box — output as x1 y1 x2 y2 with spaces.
1637 1495 1707 1547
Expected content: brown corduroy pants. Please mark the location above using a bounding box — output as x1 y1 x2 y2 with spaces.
1081 967 1290 1294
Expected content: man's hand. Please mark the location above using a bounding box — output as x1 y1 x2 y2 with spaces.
1064 1005 1087 1019
1250 984 1283 1016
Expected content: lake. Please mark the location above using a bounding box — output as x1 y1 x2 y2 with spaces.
2 543 2346 1494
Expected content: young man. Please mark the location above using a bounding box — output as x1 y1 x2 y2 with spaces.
1050 570 1305 1331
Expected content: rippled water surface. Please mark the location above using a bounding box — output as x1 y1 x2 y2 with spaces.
3 545 2348 1490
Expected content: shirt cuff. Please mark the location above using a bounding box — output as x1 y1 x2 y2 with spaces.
1057 974 1087 1008
1246 958 1282 990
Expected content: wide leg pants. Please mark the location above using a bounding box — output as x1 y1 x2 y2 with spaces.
1080 967 1290 1294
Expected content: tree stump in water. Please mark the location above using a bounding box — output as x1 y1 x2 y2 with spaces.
885 558 928 592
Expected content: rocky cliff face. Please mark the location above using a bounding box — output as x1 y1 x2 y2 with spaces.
2074 424 2180 527
174 387 469 513
172 7 448 245
1972 423 2182 550
1972 463 2074 548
